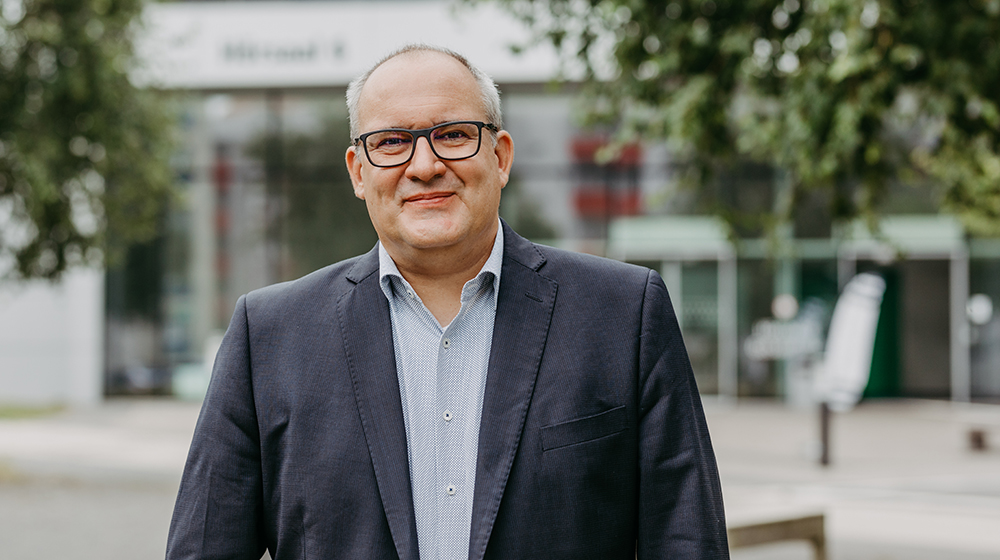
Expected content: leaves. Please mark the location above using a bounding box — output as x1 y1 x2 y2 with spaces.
484 0 1000 233
0 0 173 279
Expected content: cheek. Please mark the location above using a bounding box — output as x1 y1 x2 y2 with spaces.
362 171 399 200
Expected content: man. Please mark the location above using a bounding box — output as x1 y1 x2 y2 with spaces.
167 45 728 560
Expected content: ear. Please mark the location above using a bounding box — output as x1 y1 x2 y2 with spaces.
346 145 366 200
493 130 514 189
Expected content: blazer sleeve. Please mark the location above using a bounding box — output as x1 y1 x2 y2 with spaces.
636 270 730 559
166 295 268 560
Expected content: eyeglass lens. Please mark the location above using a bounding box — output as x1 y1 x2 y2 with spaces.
363 122 483 166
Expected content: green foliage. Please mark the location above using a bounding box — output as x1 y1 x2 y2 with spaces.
485 0 1000 233
0 0 174 279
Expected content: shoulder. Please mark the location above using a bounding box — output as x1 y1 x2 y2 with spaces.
528 242 656 292
501 223 660 304
502 222 652 283
242 249 376 319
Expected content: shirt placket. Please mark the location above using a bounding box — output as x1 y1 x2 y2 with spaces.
435 279 477 560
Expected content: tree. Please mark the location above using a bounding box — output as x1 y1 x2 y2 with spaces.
0 0 173 279
485 0 1000 234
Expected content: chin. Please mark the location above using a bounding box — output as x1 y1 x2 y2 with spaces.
404 233 463 251
401 220 465 246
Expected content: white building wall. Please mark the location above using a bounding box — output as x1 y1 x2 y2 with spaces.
0 269 104 406
136 0 567 90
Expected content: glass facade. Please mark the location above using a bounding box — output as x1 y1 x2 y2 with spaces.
104 0 1000 401
108 89 378 392
105 86 680 394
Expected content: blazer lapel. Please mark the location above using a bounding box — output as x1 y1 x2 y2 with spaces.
468 224 558 560
338 247 419 560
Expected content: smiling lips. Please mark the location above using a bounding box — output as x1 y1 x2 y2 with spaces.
404 191 455 206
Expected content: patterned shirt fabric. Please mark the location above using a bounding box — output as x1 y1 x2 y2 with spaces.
378 225 503 560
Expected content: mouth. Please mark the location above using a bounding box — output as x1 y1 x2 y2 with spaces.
403 192 455 205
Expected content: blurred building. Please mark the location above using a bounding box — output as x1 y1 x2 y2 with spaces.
86 0 1000 404
0 269 103 405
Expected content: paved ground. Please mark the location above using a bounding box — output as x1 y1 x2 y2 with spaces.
1 397 998 559
712 399 1000 559
0 400 194 559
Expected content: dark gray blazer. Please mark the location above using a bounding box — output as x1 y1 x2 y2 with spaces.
167 222 728 560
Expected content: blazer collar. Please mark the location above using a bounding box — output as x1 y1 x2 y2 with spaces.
338 261 419 560
497 219 546 273
345 244 380 285
341 223 555 560
468 222 557 560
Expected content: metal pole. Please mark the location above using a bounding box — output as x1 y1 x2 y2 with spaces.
950 250 971 402
191 99 217 352
819 401 831 467
718 254 739 401
265 89 286 284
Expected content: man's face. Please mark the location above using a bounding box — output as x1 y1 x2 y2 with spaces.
346 52 514 261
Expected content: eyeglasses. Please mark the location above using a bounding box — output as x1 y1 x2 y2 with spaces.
353 120 499 168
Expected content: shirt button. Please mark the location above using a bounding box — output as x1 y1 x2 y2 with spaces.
442 410 453 422
406 289 415 298
442 338 451 349
446 485 456 496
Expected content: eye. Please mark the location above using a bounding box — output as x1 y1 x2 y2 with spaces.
377 137 404 148
368 132 412 151
433 124 477 143
434 129 471 140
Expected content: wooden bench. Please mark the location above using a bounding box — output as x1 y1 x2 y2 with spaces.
728 513 826 560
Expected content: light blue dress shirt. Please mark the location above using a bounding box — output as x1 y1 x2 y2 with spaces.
378 225 503 560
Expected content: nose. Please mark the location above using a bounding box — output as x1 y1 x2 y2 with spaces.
404 136 446 182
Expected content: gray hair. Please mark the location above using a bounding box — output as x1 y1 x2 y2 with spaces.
346 44 503 141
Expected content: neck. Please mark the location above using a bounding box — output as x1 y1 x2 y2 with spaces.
383 222 498 326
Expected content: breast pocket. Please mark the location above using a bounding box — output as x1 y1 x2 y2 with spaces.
540 405 628 451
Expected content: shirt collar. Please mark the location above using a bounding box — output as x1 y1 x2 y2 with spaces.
378 220 504 307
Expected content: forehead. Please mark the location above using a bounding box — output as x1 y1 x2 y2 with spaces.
357 51 484 129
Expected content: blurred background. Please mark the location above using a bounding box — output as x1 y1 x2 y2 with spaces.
1 0 999 558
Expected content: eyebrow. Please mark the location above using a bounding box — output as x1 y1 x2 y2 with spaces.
366 118 489 132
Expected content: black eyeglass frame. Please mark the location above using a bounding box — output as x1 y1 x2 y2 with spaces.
353 120 500 168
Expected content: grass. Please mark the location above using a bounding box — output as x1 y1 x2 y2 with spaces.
0 404 63 420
